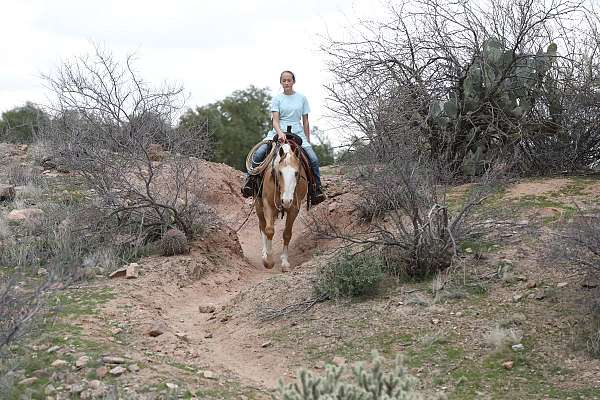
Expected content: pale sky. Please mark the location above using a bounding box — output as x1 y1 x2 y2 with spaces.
0 0 388 144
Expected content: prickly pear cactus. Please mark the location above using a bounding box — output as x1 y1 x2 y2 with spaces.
429 38 559 173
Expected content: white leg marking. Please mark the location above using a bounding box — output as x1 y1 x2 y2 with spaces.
261 231 268 259
281 245 290 272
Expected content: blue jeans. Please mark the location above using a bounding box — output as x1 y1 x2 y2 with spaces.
249 142 321 186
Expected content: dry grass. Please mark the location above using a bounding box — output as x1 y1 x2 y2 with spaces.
485 325 523 351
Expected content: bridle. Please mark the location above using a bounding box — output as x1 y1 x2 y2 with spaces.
271 140 305 217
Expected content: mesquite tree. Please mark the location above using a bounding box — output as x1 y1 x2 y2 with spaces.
42 45 212 242
324 0 600 174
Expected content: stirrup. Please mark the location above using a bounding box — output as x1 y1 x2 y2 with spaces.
311 188 326 205
241 176 256 198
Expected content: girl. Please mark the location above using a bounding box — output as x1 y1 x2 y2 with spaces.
242 70 326 205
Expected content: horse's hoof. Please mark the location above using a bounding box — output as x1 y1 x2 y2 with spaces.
281 262 291 273
263 259 275 269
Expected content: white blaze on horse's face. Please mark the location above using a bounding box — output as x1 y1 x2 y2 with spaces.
276 144 299 209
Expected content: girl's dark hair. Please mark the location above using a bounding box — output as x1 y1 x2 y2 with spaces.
280 70 296 82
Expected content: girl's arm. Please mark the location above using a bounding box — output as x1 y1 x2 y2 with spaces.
272 112 286 142
303 114 310 143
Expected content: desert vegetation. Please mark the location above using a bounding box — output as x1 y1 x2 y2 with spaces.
1 0 600 398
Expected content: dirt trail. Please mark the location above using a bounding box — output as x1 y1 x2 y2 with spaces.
196 200 318 388
97 163 325 391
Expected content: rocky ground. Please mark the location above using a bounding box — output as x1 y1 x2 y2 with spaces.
2 143 600 399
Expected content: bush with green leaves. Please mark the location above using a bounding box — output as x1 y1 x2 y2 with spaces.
278 352 427 400
0 102 49 144
314 252 384 299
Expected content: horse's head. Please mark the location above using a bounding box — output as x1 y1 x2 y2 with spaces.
274 143 302 209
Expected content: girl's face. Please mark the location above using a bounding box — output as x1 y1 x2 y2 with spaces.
280 72 295 91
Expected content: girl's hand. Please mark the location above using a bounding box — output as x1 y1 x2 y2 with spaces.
277 132 286 143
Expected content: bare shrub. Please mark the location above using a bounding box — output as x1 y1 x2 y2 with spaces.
159 228 189 256
0 214 9 241
0 197 133 349
550 208 600 357
6 164 44 188
323 0 600 175
0 204 81 348
311 133 498 279
41 45 213 244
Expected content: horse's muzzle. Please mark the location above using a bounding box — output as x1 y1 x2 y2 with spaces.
281 198 293 209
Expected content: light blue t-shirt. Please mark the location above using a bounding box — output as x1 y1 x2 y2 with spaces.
268 92 311 146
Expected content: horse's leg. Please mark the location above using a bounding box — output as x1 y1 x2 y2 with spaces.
281 206 300 272
255 201 268 263
261 200 276 269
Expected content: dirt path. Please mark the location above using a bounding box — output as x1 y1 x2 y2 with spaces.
197 202 317 387
96 196 321 391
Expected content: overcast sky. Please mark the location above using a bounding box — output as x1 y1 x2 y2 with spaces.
1 0 388 144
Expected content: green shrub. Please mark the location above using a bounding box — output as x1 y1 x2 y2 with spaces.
314 252 384 299
277 352 427 400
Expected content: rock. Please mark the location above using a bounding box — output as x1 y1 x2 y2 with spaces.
41 157 58 170
198 304 216 314
261 341 272 348
71 383 85 394
526 281 537 289
88 380 102 390
512 344 525 351
201 370 218 380
108 268 127 279
45 384 57 395
7 208 44 223
51 359 68 368
76 355 90 368
0 184 16 201
147 320 168 337
37 268 48 276
47 345 61 354
220 315 230 323
557 282 568 288
455 311 463 317
166 382 178 390
332 356 346 366
111 327 123 335
125 263 138 279
512 293 524 302
534 290 545 300
175 332 189 342
101 356 126 364
109 366 126 376
204 332 213 339
127 364 140 372
431 318 440 325
582 273 599 288
95 366 108 379
18 377 38 385
502 360 514 369
314 360 326 369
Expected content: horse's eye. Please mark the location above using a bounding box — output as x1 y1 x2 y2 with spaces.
295 172 298 177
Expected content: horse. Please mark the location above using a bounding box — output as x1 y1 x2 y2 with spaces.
255 141 308 272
